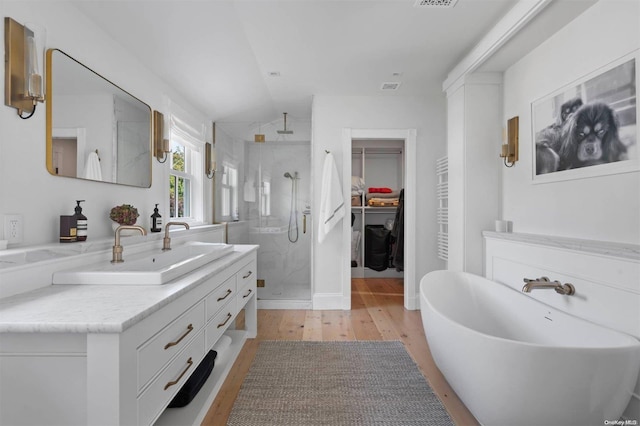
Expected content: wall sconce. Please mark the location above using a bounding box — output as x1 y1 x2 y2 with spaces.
153 110 170 163
4 17 46 119
500 116 519 167
205 122 216 179
205 142 216 179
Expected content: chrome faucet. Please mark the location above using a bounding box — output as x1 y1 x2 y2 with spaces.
111 225 147 263
162 222 190 251
522 277 575 295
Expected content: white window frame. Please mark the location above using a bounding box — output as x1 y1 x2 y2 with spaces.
261 179 271 217
168 113 204 224
219 161 239 221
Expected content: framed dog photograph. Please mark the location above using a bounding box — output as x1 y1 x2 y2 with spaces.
531 51 638 183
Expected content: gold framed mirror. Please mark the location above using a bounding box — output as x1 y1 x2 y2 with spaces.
46 49 152 187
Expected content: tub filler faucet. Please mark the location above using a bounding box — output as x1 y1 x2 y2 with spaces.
522 277 575 295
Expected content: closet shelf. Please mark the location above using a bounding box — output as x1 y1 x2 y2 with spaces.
351 206 397 214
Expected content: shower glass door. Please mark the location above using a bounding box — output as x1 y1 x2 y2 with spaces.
241 140 311 302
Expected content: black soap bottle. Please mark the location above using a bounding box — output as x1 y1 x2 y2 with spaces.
74 200 87 241
151 204 162 233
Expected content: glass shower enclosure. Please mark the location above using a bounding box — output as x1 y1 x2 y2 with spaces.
216 123 311 307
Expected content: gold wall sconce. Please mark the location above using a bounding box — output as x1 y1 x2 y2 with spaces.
4 17 46 119
500 116 519 168
205 142 216 179
153 110 170 163
205 122 216 179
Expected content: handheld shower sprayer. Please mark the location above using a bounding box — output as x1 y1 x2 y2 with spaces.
284 171 298 180
284 171 299 242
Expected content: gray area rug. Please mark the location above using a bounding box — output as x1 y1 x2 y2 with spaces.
227 341 453 425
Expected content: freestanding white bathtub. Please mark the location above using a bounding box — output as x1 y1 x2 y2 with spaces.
420 270 640 426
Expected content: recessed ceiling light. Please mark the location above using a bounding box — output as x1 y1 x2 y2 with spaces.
268 71 281 77
414 0 458 8
381 82 401 91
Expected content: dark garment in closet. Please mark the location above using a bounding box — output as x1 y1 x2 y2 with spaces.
391 189 404 271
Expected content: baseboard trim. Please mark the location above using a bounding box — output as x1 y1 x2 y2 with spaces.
312 293 344 310
257 299 312 310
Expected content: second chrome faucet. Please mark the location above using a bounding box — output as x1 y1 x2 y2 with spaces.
162 222 190 251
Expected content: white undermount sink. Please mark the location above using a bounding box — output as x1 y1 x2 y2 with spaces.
52 242 234 285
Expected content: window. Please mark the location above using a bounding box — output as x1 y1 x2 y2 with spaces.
261 180 271 217
220 163 238 220
169 141 193 218
167 111 204 222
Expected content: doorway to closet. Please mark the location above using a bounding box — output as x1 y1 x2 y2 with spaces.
351 139 404 279
343 129 417 310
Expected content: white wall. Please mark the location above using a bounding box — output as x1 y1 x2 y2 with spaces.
0 1 210 247
311 94 446 309
502 0 640 244
446 74 503 275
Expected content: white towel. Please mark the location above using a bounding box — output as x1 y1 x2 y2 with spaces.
318 152 345 243
83 151 102 181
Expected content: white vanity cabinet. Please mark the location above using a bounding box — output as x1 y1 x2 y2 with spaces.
0 246 257 426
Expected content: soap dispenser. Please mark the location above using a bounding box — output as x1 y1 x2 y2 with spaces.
151 204 162 233
74 200 87 241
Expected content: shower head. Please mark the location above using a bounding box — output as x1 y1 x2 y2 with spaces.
277 112 294 135
284 172 293 179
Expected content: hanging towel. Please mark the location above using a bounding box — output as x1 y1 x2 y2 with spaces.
318 152 345 243
83 151 102 181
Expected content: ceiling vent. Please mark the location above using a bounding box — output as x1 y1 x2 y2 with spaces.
414 0 459 8
381 82 401 91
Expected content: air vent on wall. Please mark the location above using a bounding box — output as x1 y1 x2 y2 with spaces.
414 0 459 8
381 82 401 91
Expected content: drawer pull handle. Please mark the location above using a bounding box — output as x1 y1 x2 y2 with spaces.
164 357 193 390
164 324 194 350
242 270 253 279
217 313 232 328
243 289 253 298
217 289 232 301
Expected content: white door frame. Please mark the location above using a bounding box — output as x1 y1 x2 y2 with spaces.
342 128 418 310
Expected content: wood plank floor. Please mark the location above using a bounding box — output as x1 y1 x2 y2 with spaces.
202 278 479 426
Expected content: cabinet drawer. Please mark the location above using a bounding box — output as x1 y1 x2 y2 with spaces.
137 302 205 391
206 304 237 350
237 259 257 293
138 331 205 426
205 275 236 321
237 280 256 310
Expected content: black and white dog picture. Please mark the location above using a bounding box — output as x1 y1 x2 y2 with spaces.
532 56 637 181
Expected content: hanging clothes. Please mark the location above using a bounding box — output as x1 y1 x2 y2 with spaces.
391 189 404 271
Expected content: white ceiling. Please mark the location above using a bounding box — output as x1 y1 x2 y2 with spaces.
70 0 595 125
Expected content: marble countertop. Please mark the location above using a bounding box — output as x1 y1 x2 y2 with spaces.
0 245 258 334
483 231 640 261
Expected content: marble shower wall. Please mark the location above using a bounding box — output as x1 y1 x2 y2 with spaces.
244 141 311 300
